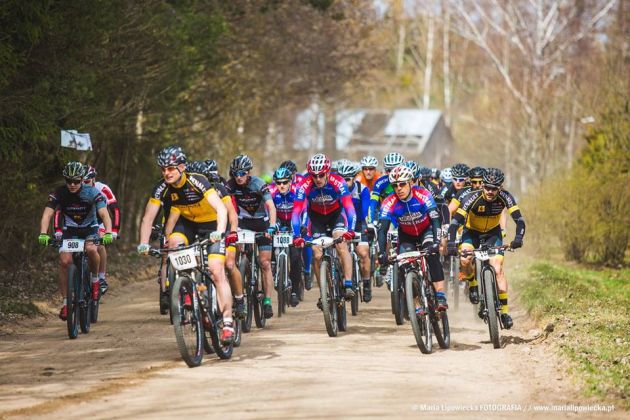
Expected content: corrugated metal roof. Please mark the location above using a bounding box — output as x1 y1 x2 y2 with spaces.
383 109 442 138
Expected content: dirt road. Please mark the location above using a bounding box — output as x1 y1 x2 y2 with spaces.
0 266 620 419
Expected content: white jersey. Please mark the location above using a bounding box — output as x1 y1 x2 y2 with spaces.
95 181 117 205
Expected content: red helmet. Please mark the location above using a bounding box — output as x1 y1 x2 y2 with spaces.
307 153 331 175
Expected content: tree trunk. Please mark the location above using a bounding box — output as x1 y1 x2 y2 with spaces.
423 13 435 109
442 0 451 125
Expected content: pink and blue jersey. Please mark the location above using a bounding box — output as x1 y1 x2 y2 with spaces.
378 187 437 236
269 182 297 226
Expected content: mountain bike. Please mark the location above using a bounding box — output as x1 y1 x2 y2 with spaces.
51 237 102 339
460 245 512 349
308 235 345 337
150 223 175 323
349 237 362 316
394 249 450 354
385 230 406 325
366 224 381 288
272 231 293 317
236 229 268 331
150 236 235 367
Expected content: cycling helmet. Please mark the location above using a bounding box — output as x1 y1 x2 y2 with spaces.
230 154 253 176
482 167 505 188
273 167 293 181
468 166 486 180
84 165 97 180
187 160 206 174
156 145 186 167
451 163 470 179
430 167 440 179
418 166 432 181
307 153 331 175
279 160 298 175
403 160 419 178
360 155 379 168
337 159 359 178
441 167 452 183
204 159 218 173
388 165 414 184
330 160 341 173
383 152 405 171
63 161 87 179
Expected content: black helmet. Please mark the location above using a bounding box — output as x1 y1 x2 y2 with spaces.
84 165 97 180
63 161 86 179
468 166 486 180
483 168 505 188
230 154 253 176
279 160 298 175
418 166 432 180
451 163 470 178
186 160 206 174
204 159 218 173
156 146 186 167
430 167 440 179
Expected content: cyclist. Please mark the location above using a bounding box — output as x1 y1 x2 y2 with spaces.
338 160 373 302
376 165 447 310
269 166 303 307
368 152 405 223
441 167 452 189
403 160 420 185
189 160 245 319
356 155 381 191
279 160 305 186
291 153 357 300
38 162 114 320
81 165 120 295
446 168 525 329
137 146 234 343
226 154 277 319
445 163 470 215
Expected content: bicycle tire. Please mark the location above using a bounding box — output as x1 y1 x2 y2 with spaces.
392 264 405 325
405 271 432 354
336 262 347 332
277 255 286 318
451 256 460 311
79 260 91 334
66 264 79 339
209 306 234 360
233 318 242 348
296 270 305 301
253 265 266 329
171 274 204 367
427 284 450 349
239 256 253 333
482 266 501 349
167 262 175 325
351 256 359 316
319 259 338 337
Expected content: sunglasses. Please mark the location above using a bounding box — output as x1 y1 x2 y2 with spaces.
234 170 248 178
66 178 82 185
311 173 327 180
362 167 376 171
391 181 408 189
471 180 483 185
483 185 499 192
452 177 467 183
275 180 290 186
344 177 354 182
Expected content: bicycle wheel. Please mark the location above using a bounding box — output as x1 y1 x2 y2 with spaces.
428 284 450 349
482 266 500 349
209 303 234 360
171 274 204 367
336 263 347 332
66 264 79 339
351 257 359 316
239 256 254 333
450 256 460 311
405 271 432 354
167 262 175 325
276 255 286 318
79 260 91 334
392 264 405 325
319 259 338 337
253 264 266 329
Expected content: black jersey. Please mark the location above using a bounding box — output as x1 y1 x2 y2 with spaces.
226 176 271 220
46 185 106 228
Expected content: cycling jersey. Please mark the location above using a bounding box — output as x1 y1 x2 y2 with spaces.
226 176 271 220
368 174 394 222
149 173 224 223
348 180 370 230
269 183 297 226
443 183 466 205
448 189 526 241
94 181 121 234
355 170 382 191
47 185 106 229
291 173 356 237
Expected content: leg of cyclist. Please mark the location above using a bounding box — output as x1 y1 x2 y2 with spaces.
356 242 372 302
420 232 447 311
259 247 274 318
487 227 512 328
333 229 354 299
58 252 73 320
459 229 479 304
289 246 302 306
226 245 246 319
85 240 101 301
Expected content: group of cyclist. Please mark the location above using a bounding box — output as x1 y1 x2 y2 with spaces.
39 145 525 345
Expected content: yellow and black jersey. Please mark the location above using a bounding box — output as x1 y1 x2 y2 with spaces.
149 173 229 223
455 189 519 233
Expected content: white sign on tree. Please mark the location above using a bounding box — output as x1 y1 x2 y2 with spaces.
61 130 92 151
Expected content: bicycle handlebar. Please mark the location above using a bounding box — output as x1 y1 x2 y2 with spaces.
458 245 513 257
148 238 210 257
305 236 345 248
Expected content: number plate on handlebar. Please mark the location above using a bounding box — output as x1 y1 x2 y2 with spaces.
474 250 491 261
312 236 335 247
237 230 256 244
273 233 292 248
169 248 198 270
60 239 85 253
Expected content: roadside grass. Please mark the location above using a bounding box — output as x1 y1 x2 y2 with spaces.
515 261 629 405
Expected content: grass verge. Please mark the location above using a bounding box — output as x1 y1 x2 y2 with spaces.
516 260 629 406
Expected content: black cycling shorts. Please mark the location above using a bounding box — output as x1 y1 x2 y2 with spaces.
62 225 99 240
170 218 225 259
239 218 272 251
461 225 504 256
308 209 346 238
398 228 444 283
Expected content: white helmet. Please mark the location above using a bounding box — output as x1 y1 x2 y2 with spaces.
307 153 331 175
337 160 359 178
360 155 379 168
441 167 452 183
388 165 414 184
383 152 405 171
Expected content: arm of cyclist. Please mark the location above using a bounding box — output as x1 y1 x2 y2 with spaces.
38 207 56 245
138 201 162 254
108 201 121 238
340 194 356 241
447 208 466 256
508 207 526 249
290 197 306 246
265 198 277 235
97 206 114 244
206 190 227 241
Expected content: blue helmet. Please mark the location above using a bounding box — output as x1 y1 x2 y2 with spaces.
273 167 293 181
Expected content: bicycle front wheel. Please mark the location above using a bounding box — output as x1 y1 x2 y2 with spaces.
351 257 360 316
253 265 266 329
392 264 405 325
482 266 500 349
66 264 79 339
239 256 254 333
79 260 91 334
428 285 450 349
319 259 338 337
276 255 286 318
171 274 204 367
405 271 432 354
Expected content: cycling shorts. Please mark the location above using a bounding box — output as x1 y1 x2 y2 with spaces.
62 225 99 241
239 218 272 252
398 229 443 282
461 225 504 257
308 209 346 238
170 218 225 260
